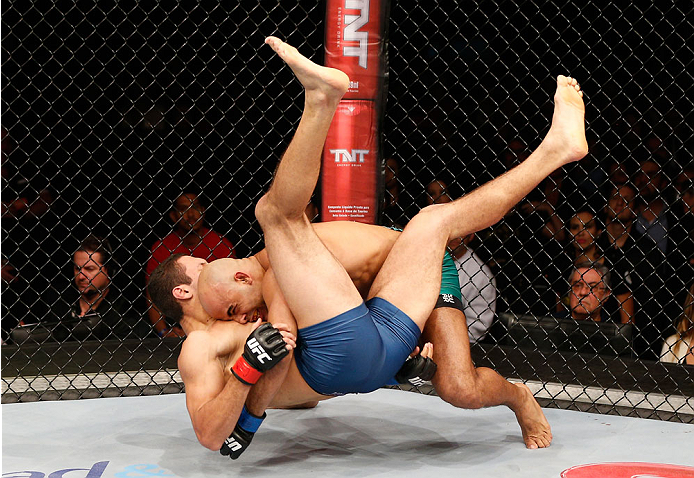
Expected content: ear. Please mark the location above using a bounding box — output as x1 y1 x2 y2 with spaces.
234 271 251 285
169 210 178 223
172 284 193 300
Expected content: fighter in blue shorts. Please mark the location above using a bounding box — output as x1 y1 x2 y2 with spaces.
251 35 584 451
295 252 461 396
184 36 586 456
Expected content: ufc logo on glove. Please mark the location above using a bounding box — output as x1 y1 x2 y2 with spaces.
224 437 243 452
247 338 271 363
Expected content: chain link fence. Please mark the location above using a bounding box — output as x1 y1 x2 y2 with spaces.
2 3 692 421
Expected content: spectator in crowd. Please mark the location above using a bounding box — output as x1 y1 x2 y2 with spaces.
481 199 563 317
47 235 151 342
145 192 236 337
425 177 453 205
557 208 634 324
381 157 406 228
448 233 497 343
606 161 632 189
1 127 64 342
671 167 694 286
634 159 671 254
630 159 682 359
555 261 612 322
660 283 694 365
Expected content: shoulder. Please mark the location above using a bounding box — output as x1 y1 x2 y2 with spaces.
178 330 215 375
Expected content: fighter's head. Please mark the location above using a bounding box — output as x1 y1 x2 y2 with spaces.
148 254 208 323
197 258 265 323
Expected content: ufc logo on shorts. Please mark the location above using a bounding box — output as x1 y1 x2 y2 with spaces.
409 377 426 387
442 294 454 303
247 337 272 363
224 437 243 452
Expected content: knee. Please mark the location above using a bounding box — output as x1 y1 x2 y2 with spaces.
255 194 305 230
408 204 450 232
434 372 485 410
255 194 281 228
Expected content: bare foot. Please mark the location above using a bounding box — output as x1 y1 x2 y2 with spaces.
513 383 552 449
265 36 349 105
542 75 589 165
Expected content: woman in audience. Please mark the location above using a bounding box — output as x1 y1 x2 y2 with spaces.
660 283 694 365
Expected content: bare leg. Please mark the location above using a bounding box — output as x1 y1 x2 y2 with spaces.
255 38 362 328
370 76 587 448
423 308 551 449
368 75 588 327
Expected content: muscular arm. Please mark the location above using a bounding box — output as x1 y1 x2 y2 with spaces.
179 331 250 450
245 271 297 416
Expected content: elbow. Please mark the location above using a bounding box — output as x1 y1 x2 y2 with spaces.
195 429 225 452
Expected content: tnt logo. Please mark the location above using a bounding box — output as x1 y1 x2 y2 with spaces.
247 338 271 364
441 294 455 303
329 149 369 163
343 0 370 68
224 436 243 452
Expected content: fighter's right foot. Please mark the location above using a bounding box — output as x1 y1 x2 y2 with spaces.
542 75 589 166
513 383 553 449
265 36 349 105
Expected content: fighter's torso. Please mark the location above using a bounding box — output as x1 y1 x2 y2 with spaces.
255 221 399 298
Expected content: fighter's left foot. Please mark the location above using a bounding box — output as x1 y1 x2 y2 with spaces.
513 383 553 449
542 75 589 166
265 36 349 105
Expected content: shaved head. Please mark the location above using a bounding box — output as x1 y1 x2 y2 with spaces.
198 258 238 319
197 257 265 322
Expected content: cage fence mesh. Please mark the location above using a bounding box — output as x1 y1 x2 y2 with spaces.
1 2 693 421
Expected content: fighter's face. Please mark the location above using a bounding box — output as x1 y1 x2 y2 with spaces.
569 268 609 319
197 259 265 323
201 281 265 323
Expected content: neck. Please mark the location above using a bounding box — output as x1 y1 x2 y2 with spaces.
606 220 631 246
177 227 205 247
79 288 109 315
575 247 598 262
180 303 216 334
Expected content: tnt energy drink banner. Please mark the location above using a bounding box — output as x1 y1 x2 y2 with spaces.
322 0 388 224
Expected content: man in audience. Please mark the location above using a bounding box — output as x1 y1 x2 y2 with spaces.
632 160 681 359
47 235 151 341
145 191 236 337
448 234 497 343
557 261 612 322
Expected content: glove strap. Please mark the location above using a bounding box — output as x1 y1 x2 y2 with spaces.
237 405 266 433
231 356 263 386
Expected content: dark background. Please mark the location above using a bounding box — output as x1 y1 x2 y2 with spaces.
2 2 692 338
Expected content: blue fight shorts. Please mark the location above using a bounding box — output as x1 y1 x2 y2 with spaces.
294 297 420 396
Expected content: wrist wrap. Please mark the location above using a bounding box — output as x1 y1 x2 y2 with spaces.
237 405 266 433
231 356 264 386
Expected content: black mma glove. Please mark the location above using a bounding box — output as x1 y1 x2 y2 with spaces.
220 406 266 460
231 322 290 385
394 354 437 387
